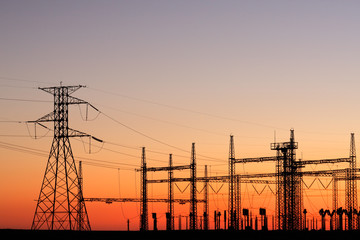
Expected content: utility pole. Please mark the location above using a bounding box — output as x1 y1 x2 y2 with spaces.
30 85 100 230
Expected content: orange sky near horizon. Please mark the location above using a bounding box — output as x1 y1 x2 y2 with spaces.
1 0 360 230
0 110 353 230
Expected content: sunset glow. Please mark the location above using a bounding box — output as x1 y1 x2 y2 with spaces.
1 1 360 231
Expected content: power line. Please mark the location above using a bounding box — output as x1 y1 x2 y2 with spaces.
89 86 352 136
0 141 49 157
0 134 42 137
99 111 225 163
0 76 56 84
0 97 51 103
75 154 138 169
92 103 227 137
0 120 220 164
88 86 288 131
0 84 36 89
100 111 192 153
0 121 25 123
1 88 225 162
0 141 138 170
71 137 168 164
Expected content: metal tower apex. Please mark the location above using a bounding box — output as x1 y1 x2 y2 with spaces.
38 84 86 95
271 129 298 151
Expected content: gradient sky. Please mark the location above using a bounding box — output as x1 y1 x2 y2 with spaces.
1 0 360 230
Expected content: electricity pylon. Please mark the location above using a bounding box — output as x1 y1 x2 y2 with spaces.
29 85 100 230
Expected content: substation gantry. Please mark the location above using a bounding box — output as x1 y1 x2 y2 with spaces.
136 140 277 231
84 144 204 231
84 129 358 232
228 129 357 231
138 143 198 231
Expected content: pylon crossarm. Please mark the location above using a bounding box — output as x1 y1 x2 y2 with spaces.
68 96 99 112
68 128 90 138
39 85 85 95
27 111 55 123
67 128 103 143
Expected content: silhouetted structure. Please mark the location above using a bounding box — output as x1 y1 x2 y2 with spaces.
346 133 357 229
271 129 301 230
140 147 148 231
228 135 236 229
189 143 197 230
138 144 199 230
86 130 359 231
29 85 100 230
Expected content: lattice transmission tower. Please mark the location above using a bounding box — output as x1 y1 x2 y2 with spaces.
30 85 100 230
271 129 302 230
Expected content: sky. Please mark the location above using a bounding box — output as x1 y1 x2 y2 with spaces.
1 0 360 230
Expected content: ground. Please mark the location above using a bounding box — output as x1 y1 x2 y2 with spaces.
1 229 359 240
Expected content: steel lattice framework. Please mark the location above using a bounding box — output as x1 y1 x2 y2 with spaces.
271 129 302 230
30 85 99 230
228 135 236 229
189 143 197 230
345 133 358 229
140 147 148 231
